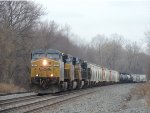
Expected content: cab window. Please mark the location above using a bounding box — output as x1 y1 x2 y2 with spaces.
32 53 45 59
46 53 60 59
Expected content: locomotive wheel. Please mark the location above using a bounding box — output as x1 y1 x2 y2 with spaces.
76 81 81 89
83 81 88 88
89 82 92 87
64 82 68 91
59 81 68 91
72 81 77 89
67 81 73 90
59 81 64 91
81 81 84 88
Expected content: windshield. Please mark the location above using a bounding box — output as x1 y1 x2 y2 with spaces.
32 53 45 59
46 53 60 59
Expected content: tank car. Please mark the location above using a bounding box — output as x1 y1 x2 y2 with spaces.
119 73 133 83
131 74 147 83
140 75 147 82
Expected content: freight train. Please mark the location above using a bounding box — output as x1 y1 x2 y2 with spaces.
30 49 147 93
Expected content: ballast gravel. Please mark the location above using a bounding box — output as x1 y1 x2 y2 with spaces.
0 92 36 101
40 84 150 113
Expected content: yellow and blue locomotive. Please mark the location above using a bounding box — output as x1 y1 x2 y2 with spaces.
31 49 65 93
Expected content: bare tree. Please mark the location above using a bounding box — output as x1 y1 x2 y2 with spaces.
125 42 141 73
32 21 60 49
145 31 150 48
145 30 150 77
91 34 108 66
0 1 44 35
0 1 44 86
91 34 123 70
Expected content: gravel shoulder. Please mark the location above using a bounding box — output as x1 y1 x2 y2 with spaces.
0 92 36 101
40 84 150 113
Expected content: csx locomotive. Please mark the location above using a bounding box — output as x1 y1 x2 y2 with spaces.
30 49 147 93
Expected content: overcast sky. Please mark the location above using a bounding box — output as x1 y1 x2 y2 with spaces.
36 0 150 43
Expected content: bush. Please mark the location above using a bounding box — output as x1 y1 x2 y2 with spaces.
0 83 26 93
130 83 150 105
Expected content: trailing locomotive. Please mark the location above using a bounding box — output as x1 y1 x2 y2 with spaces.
30 49 147 93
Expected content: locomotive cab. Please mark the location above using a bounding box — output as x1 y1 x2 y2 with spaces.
31 49 64 92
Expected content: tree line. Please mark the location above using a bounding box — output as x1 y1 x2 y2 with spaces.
0 1 149 88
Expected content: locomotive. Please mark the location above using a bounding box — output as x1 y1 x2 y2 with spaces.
31 49 88 93
30 49 147 93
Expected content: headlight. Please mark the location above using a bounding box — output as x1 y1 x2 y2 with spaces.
36 74 39 77
50 74 53 77
32 64 37 67
43 59 47 66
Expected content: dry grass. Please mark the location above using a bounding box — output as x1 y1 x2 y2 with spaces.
130 83 150 105
0 83 26 94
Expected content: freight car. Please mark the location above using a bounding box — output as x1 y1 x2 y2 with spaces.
131 74 147 83
30 49 146 93
119 73 133 83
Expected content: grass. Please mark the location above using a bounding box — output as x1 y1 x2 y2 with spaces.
130 83 150 105
0 83 26 94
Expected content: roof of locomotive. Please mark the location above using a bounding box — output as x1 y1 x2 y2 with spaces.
46 49 62 54
32 49 45 54
32 49 62 54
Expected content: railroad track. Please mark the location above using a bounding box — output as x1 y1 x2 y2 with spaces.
0 92 32 96
0 88 98 113
0 94 39 105
0 94 40 110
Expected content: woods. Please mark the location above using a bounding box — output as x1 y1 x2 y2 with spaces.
0 1 44 86
0 1 150 89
